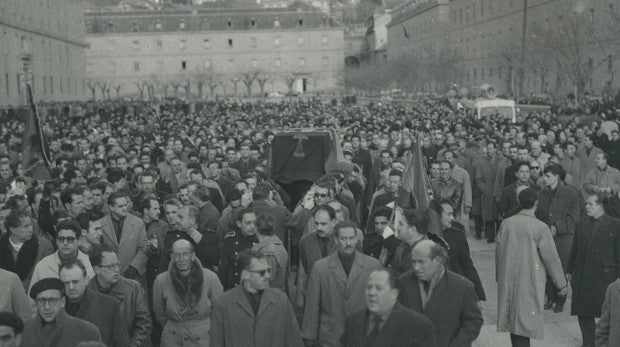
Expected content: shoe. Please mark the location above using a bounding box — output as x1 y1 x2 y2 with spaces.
486 239 495 243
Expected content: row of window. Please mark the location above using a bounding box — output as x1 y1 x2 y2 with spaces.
125 56 331 72
3 73 81 97
120 35 331 51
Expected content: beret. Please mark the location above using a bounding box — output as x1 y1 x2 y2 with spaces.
29 278 65 300
0 312 23 334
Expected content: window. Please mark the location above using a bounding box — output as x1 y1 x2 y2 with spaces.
274 19 280 28
204 60 211 69
298 18 303 26
228 39 233 47
227 19 232 28
275 58 281 67
181 61 187 70
179 21 186 30
132 40 139 50
156 39 163 48
180 40 186 49
250 18 255 27
134 62 140 71
298 58 305 66
251 59 257 67
250 37 257 47
274 37 281 47
204 39 210 48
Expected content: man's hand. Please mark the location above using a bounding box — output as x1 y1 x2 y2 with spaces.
464 206 471 215
301 192 315 210
550 226 558 237
558 285 568 297
566 273 572 282
186 228 203 244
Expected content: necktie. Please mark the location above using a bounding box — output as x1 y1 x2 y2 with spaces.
365 316 383 347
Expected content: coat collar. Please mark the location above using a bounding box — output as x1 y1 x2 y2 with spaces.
231 285 278 318
327 251 364 286
405 269 453 316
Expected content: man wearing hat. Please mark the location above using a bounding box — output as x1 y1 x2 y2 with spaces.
21 278 101 347
0 311 23 347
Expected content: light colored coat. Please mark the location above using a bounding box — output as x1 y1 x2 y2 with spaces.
596 279 620 347
101 213 148 275
211 286 303 347
29 250 95 294
495 210 566 339
0 269 32 321
153 267 223 347
301 251 380 347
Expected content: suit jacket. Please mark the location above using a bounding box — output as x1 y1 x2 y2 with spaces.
0 234 53 289
69 288 131 347
101 213 148 275
398 269 483 347
301 251 380 347
211 286 303 347
299 232 338 277
341 303 437 347
536 184 580 236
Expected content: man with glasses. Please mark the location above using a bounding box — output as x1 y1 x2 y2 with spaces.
29 220 95 294
212 249 303 346
220 207 259 290
529 161 544 187
59 259 130 347
22 278 101 347
88 245 151 347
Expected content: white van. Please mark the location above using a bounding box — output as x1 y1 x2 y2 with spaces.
471 98 517 123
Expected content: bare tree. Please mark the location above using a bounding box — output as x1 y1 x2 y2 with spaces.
206 75 220 97
230 76 241 95
134 81 147 100
283 74 297 94
86 79 98 101
113 84 122 98
256 73 273 95
241 70 260 96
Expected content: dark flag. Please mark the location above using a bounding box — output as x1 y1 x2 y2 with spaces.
396 139 429 209
22 84 52 181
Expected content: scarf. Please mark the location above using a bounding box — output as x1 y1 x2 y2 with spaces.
168 259 204 310
0 235 39 280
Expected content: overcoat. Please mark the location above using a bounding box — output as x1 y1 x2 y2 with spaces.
474 155 498 221
210 286 303 347
153 266 224 347
442 223 486 301
596 279 620 347
69 287 131 347
495 210 566 339
398 269 483 347
301 251 380 347
567 214 620 317
341 303 438 347
100 213 148 275
21 310 101 347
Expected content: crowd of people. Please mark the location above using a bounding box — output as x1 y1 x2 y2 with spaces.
0 96 619 347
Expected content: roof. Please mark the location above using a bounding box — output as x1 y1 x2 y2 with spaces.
85 7 342 34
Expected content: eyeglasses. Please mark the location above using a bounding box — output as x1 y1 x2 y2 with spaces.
314 193 329 198
35 297 63 306
99 262 121 270
172 252 192 260
56 236 77 244
246 268 271 277
531 166 540 169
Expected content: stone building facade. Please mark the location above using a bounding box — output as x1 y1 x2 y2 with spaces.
0 0 88 106
85 7 345 98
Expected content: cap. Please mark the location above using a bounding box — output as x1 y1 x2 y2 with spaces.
29 277 65 300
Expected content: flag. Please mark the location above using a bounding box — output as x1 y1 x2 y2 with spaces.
396 139 429 209
22 84 52 181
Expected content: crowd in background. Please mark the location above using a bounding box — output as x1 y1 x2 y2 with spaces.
0 96 619 347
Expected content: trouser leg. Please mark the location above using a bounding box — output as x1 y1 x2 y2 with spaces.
509 333 530 347
474 215 483 238
577 316 596 347
484 220 496 241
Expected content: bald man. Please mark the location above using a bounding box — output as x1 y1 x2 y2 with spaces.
397 240 482 347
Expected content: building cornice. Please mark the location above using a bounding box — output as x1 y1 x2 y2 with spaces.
0 19 88 48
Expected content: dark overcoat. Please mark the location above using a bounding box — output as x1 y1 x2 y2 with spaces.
567 214 620 317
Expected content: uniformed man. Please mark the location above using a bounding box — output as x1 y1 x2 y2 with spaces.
219 207 259 290
363 207 392 259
